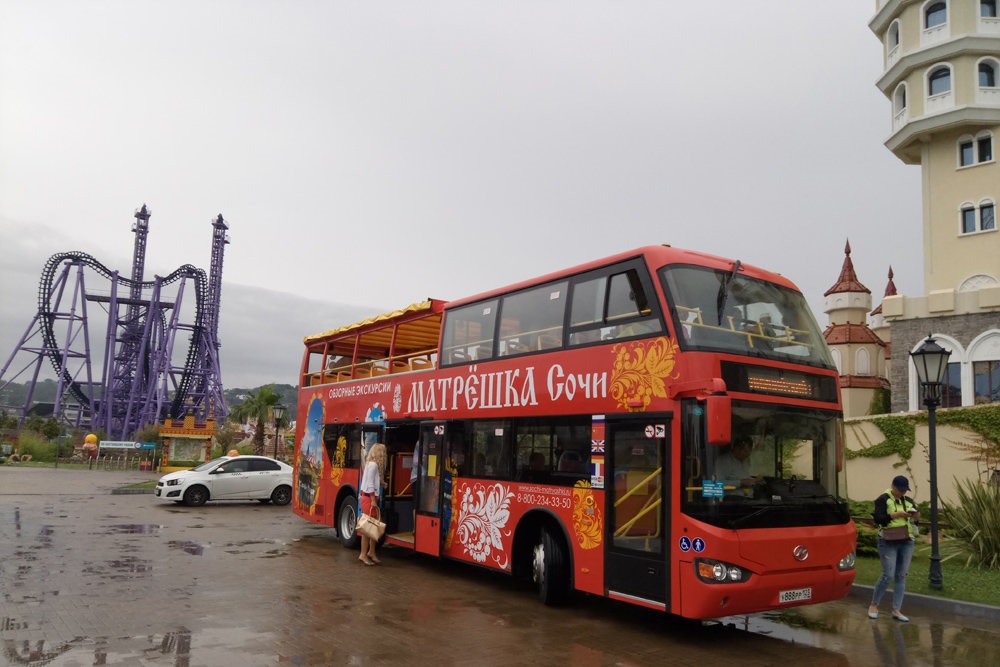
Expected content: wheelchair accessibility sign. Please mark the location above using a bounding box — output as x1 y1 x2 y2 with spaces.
679 536 706 553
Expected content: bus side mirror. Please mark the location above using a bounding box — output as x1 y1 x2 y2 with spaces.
704 395 731 446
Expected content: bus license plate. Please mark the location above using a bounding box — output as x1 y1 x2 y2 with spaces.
779 587 812 604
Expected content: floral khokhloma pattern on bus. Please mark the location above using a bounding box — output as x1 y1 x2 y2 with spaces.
572 480 603 549
454 481 514 570
609 336 681 410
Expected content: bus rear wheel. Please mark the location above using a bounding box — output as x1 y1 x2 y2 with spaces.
532 528 569 605
338 496 360 549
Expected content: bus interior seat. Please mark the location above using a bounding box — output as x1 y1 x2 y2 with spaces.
371 365 389 376
391 360 411 373
504 340 530 355
537 333 561 350
411 356 434 370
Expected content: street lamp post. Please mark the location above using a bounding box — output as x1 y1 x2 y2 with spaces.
271 404 286 460
910 335 952 591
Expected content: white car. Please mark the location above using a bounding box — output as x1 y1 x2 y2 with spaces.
155 456 293 507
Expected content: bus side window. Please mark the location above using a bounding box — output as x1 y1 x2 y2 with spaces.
471 421 512 478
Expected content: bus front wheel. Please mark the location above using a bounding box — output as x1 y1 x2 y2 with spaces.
338 496 360 549
532 528 569 605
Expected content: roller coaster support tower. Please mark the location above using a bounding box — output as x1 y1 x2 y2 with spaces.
0 205 230 439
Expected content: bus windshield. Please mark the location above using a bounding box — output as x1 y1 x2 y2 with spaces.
660 265 834 368
681 400 848 530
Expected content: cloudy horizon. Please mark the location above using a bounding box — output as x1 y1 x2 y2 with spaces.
2 1 921 395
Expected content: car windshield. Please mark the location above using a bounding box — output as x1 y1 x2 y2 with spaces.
191 457 229 472
660 265 834 368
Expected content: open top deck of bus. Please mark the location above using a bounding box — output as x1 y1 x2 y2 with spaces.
302 299 447 385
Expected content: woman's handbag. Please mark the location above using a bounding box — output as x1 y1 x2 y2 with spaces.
356 504 386 540
881 525 910 541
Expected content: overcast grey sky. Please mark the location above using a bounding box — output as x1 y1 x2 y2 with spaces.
1 1 920 390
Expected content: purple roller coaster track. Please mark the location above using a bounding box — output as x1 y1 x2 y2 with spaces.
0 205 229 439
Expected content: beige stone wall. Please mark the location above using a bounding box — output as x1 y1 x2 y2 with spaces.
845 419 991 505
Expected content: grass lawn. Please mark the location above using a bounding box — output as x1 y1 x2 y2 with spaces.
854 544 1000 607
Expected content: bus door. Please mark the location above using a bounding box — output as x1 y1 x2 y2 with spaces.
605 413 671 610
414 421 446 557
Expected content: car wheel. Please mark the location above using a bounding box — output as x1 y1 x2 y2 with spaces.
183 485 209 507
532 528 570 606
338 496 360 549
271 485 292 506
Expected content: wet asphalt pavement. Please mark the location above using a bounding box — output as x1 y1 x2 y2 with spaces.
1 467 999 666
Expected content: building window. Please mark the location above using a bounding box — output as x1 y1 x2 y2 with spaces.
983 1 998 18
893 84 907 113
888 21 900 50
958 133 993 166
962 206 977 233
981 62 998 88
940 363 962 408
962 201 997 234
974 360 1000 403
926 2 948 28
983 203 996 230
856 348 871 376
960 141 975 166
928 66 951 95
980 135 994 162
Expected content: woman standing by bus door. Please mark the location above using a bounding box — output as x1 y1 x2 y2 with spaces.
359 443 387 565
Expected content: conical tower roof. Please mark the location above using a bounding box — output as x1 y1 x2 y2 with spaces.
870 266 897 316
824 240 870 296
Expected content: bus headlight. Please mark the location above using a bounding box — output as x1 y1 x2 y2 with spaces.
838 551 856 571
695 558 751 584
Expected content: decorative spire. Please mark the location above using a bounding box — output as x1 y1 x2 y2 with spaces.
883 266 897 298
824 238 871 296
871 266 897 316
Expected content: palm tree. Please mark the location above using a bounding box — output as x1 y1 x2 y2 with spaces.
229 385 284 456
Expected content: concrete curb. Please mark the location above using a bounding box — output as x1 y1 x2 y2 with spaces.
111 487 156 495
849 584 1000 621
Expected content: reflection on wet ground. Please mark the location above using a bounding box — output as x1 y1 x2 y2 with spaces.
1 469 998 666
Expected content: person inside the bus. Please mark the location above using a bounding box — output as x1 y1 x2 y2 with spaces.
522 451 547 481
715 436 760 496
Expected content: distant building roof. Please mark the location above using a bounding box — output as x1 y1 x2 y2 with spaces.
823 322 886 346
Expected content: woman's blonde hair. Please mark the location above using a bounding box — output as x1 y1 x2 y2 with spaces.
367 443 387 479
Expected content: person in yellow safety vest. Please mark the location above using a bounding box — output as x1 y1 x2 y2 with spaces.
867 475 920 622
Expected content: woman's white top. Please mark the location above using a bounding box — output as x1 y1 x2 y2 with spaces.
360 460 380 494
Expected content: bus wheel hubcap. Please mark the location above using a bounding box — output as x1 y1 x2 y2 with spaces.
532 542 545 584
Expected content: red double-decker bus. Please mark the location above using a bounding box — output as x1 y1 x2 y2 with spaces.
291 245 856 619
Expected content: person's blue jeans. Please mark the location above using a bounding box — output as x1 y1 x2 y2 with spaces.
871 537 915 611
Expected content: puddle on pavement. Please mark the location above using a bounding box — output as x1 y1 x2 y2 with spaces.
260 549 287 558
167 540 206 555
103 523 162 535
81 556 153 579
0 627 286 666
